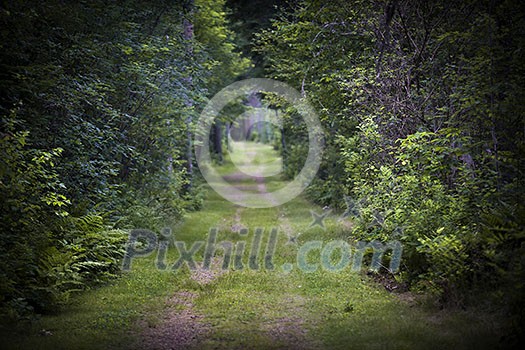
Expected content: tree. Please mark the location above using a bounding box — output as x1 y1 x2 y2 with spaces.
256 0 525 311
0 0 249 317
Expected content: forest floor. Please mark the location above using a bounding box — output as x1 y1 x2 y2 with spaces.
2 142 506 349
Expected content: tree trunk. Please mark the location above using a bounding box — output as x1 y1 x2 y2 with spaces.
183 0 194 189
213 121 223 163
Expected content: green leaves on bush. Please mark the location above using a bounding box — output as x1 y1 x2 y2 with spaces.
1 0 249 319
258 0 525 308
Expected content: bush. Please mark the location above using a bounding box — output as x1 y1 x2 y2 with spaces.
35 222 128 312
1 112 69 317
340 123 490 303
1 113 128 319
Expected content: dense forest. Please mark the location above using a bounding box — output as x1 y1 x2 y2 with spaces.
1 0 524 347
264 0 525 299
0 0 250 315
258 0 525 300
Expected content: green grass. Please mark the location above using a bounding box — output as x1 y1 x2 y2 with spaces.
0 257 190 349
219 141 287 192
1 141 506 349
228 141 282 175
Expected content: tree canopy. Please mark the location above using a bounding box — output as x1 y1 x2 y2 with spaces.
1 0 524 339
0 0 249 315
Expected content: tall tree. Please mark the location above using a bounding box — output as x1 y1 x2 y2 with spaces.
183 0 195 188
256 0 525 310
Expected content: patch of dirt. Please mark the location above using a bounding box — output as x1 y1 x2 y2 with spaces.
396 291 419 307
337 217 354 231
136 291 209 350
190 258 228 285
366 271 408 293
136 259 226 349
223 170 281 208
221 172 250 182
230 207 246 233
278 209 295 243
263 295 318 350
255 175 267 193
266 316 310 349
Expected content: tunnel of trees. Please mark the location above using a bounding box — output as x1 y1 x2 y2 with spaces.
1 0 524 340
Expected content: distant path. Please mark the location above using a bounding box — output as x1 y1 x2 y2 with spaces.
136 143 314 349
134 141 500 350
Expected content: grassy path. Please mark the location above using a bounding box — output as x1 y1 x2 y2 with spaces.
2 142 502 349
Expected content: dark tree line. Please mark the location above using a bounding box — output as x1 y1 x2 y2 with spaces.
0 0 248 318
1 0 524 340
257 0 525 332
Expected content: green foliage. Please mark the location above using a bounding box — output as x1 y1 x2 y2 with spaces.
341 124 494 301
195 0 252 93
1 111 69 316
0 0 249 319
258 0 525 313
35 224 128 312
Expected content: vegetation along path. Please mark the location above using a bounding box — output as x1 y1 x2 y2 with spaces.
3 142 504 350
1 0 523 349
